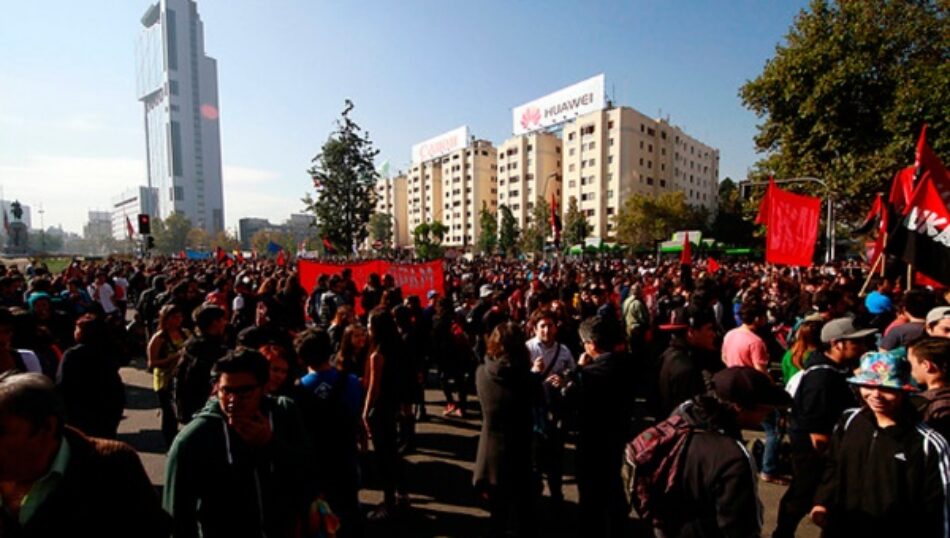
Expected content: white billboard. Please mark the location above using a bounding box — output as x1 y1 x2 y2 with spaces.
512 74 606 135
411 126 470 163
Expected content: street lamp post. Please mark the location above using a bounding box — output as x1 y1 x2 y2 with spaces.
742 177 835 263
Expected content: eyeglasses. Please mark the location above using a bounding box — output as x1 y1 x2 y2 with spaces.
218 384 259 396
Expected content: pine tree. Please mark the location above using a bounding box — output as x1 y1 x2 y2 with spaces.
303 100 379 256
498 205 520 258
476 201 497 255
562 196 591 247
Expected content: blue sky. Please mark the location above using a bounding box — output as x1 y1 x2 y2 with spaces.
0 0 809 235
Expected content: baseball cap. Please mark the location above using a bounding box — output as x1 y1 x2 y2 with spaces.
427 290 438 299
820 317 877 343
712 367 792 409
926 306 950 327
479 284 494 299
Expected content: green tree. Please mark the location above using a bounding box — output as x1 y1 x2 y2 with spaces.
740 0 949 222
562 196 591 247
368 212 394 247
614 192 706 249
211 230 242 251
476 202 497 255
497 205 520 258
186 227 210 249
412 221 446 260
520 196 551 256
711 178 756 246
154 213 191 254
250 230 295 257
303 100 380 256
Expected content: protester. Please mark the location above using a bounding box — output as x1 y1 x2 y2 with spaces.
774 317 875 538
811 350 950 535
0 372 169 537
657 304 723 417
474 321 537 538
164 349 314 538
909 336 950 440
643 367 792 537
147 304 190 446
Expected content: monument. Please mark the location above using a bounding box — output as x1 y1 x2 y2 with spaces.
4 200 29 255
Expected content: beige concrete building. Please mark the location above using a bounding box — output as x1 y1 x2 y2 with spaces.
407 160 443 237
374 174 408 248
560 105 719 240
439 139 498 248
497 131 562 235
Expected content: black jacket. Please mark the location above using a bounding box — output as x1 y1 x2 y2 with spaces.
788 353 858 452
814 406 950 537
657 397 762 538
657 337 724 418
473 358 534 489
175 333 229 424
565 351 635 464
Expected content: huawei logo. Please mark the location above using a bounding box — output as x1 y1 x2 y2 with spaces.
521 107 541 130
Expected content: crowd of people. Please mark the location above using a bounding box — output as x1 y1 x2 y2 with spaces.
1 254 950 537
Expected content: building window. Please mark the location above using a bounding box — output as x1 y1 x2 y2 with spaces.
606 190 613 198
608 155 614 164
568 132 575 141
569 148 575 156
648 144 653 152
568 180 576 188
609 138 614 146
580 125 595 136
660 179 667 188
608 120 615 129
647 177 654 185
588 142 596 150
640 141 644 149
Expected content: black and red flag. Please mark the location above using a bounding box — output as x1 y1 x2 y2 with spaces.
886 125 950 285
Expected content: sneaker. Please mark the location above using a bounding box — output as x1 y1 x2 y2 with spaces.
442 403 457 417
758 472 791 486
450 406 464 418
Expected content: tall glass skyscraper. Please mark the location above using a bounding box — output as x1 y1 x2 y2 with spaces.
136 0 224 233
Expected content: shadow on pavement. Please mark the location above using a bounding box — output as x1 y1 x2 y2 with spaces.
118 428 167 455
124 383 159 410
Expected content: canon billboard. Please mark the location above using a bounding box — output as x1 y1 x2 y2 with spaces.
411 126 470 163
512 74 606 136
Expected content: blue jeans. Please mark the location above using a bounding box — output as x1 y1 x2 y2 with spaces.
761 409 782 475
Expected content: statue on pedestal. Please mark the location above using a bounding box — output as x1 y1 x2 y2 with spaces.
4 200 29 255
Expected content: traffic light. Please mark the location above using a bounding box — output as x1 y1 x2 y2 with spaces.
138 213 151 235
146 236 155 250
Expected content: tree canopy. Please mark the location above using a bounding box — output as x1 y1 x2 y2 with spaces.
303 100 379 256
368 212 394 247
562 196 591 247
476 201 498 256
740 0 949 222
412 221 446 260
154 212 191 254
498 205 520 258
520 197 551 256
614 192 707 249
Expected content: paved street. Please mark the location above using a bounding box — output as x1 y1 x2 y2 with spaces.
118 359 819 537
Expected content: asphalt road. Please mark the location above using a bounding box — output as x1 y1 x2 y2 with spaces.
117 359 819 537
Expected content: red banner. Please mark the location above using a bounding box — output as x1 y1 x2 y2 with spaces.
764 186 822 267
297 259 445 305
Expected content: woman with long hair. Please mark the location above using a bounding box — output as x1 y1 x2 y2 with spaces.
147 304 190 446
363 307 409 520
329 304 356 352
336 323 369 379
782 320 822 383
473 321 537 538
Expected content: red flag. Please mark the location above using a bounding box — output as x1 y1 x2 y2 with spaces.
755 176 776 225
322 236 336 254
763 185 822 266
234 250 245 264
680 232 692 265
889 166 917 214
276 250 287 267
178 250 186 259
215 246 227 264
707 257 720 273
125 215 135 240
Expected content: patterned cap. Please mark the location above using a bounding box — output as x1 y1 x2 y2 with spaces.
847 349 918 392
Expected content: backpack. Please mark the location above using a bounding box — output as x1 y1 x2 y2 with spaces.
625 411 694 526
785 363 837 398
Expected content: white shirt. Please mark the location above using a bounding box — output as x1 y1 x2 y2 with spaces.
88 282 117 314
526 336 575 376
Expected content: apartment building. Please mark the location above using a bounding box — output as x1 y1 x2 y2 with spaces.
560 106 719 239
496 131 562 234
439 140 498 248
374 174 409 247
406 160 443 236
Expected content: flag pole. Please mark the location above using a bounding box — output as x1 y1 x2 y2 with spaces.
859 251 885 297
